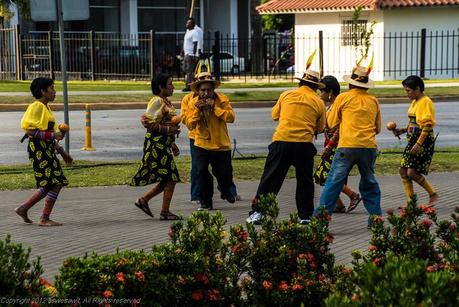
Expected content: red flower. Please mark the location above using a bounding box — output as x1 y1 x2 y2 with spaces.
31 301 39 307
400 208 407 218
309 261 318 271
319 246 326 254
135 271 145 282
231 244 241 253
238 230 249 241
449 222 457 231
325 234 334 244
195 273 209 285
317 274 325 282
262 280 272 290
298 253 306 260
207 289 220 301
306 280 314 287
116 272 125 284
292 283 303 291
191 290 204 301
372 257 382 266
103 290 113 298
386 208 394 216
420 219 432 228
426 265 437 273
278 281 289 292
368 245 378 252
306 252 315 262
420 205 436 215
373 216 384 224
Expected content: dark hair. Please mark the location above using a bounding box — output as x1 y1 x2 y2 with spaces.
30 77 54 99
187 18 195 26
151 73 171 95
321 75 340 96
402 75 424 92
299 80 319 91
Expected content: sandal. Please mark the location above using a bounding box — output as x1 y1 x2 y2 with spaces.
160 211 182 221
134 198 154 217
333 205 346 213
346 193 362 213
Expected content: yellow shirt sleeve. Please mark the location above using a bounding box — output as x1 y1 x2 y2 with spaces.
181 93 197 139
214 92 235 123
415 96 436 128
21 101 57 132
144 96 163 124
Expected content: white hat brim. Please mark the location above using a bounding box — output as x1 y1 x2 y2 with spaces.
294 77 326 89
343 75 374 89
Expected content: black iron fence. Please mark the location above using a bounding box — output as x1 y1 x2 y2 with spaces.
0 27 458 81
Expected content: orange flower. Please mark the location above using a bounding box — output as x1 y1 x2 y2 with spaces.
103 290 113 298
177 275 186 285
39 277 52 287
351 294 360 302
191 290 204 301
292 283 303 291
373 216 384 224
426 265 437 273
208 289 221 301
116 272 125 284
195 273 209 285
325 234 334 244
306 280 314 287
262 280 272 290
420 205 436 215
368 245 378 251
298 253 306 260
278 281 289 292
135 271 145 282
31 301 39 307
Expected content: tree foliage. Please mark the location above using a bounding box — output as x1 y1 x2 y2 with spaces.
0 0 30 21
260 0 293 32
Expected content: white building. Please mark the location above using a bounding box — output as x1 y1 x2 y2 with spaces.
257 0 459 80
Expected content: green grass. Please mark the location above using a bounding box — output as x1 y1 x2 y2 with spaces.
1 149 459 191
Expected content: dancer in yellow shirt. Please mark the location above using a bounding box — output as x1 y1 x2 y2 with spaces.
392 75 438 206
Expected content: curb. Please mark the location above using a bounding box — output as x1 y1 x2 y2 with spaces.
0 96 457 112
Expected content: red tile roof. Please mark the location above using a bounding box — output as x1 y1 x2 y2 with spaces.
257 0 459 14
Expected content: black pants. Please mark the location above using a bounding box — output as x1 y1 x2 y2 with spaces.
254 141 317 219
194 147 233 208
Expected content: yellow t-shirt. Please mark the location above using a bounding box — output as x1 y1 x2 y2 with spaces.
186 92 235 151
21 100 57 132
180 92 198 139
271 86 326 143
407 95 436 128
327 88 381 148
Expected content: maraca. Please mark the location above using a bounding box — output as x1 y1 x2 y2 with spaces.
58 123 70 133
386 121 400 139
170 115 182 125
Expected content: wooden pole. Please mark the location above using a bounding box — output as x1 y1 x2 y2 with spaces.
189 0 195 18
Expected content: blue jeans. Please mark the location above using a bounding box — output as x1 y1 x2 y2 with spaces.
315 148 381 224
190 139 200 201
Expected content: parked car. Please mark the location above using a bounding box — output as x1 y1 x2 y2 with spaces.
199 51 245 75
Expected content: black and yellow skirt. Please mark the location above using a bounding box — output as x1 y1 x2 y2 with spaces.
131 132 181 186
401 130 435 175
28 138 68 189
314 148 336 186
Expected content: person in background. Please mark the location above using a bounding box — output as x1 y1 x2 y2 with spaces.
314 75 361 213
314 64 382 228
181 18 200 92
246 67 326 225
392 75 438 206
16 77 68 226
131 73 181 220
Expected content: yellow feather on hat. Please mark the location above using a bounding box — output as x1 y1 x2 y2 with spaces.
305 49 317 70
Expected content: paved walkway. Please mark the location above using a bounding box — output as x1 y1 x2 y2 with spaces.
1 173 457 281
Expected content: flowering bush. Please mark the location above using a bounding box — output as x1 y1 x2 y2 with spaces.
238 194 343 306
326 196 459 306
0 234 46 301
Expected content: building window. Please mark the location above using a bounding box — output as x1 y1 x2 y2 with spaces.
80 0 121 32
138 0 200 33
341 19 367 46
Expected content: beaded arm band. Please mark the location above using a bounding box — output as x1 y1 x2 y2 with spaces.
32 130 55 140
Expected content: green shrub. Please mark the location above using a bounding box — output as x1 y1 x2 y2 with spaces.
0 234 44 302
239 194 342 306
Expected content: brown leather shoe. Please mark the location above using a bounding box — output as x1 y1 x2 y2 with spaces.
38 219 63 226
15 207 33 224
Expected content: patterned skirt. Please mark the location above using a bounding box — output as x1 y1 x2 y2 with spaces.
28 138 68 189
314 148 336 186
400 130 435 175
131 132 181 186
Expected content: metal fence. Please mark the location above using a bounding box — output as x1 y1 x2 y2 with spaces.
0 27 458 81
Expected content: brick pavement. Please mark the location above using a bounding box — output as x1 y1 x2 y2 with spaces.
1 173 458 281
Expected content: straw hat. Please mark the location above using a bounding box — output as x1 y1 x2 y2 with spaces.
190 58 221 92
295 69 325 89
343 66 375 88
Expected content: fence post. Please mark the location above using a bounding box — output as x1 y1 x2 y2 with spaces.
420 28 426 78
150 30 155 80
319 30 324 77
89 30 96 81
48 31 55 80
213 31 220 80
14 24 23 81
